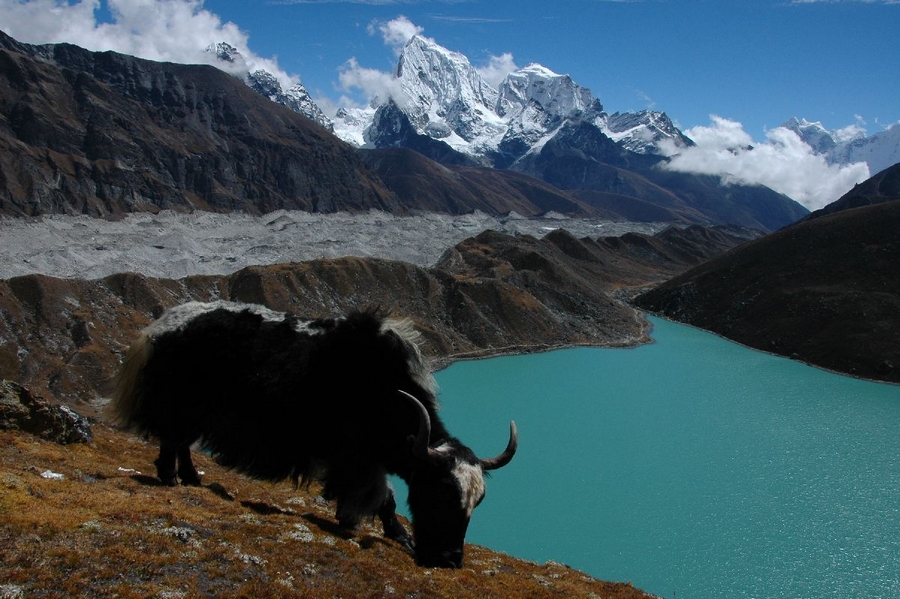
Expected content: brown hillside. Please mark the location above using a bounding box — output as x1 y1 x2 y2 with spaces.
635 199 900 383
0 423 653 598
359 147 602 217
0 226 753 416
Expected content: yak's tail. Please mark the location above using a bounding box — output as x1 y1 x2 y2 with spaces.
107 332 154 431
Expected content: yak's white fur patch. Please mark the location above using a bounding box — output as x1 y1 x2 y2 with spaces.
453 461 486 518
145 301 324 338
432 442 485 517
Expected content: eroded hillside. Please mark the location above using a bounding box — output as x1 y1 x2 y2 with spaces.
0 226 755 416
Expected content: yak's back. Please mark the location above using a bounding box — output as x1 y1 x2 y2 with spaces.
111 301 438 482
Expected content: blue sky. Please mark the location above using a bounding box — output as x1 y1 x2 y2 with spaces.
0 0 897 208
209 0 900 137
1 0 897 137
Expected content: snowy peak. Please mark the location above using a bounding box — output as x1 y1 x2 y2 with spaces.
393 35 501 144
603 110 693 155
497 63 599 119
207 42 242 65
332 33 694 165
397 35 498 110
206 43 333 131
782 117 899 176
781 117 839 154
246 70 334 132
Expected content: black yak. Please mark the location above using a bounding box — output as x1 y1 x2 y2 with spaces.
111 301 517 568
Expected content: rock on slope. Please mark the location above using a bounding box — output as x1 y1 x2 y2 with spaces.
635 180 900 383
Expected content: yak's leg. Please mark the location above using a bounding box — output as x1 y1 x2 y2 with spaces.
331 469 409 549
378 483 413 551
176 444 202 486
154 442 178 486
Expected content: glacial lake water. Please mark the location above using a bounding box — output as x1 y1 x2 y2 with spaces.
406 316 900 599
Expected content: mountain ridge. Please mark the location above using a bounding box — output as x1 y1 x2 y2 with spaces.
782 116 900 177
0 29 807 230
329 33 808 231
634 165 900 383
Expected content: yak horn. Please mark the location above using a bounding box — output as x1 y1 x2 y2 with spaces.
480 421 518 471
398 390 433 459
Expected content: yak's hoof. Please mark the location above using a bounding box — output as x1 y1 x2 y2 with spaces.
179 471 202 487
159 475 178 487
394 533 415 553
384 522 414 552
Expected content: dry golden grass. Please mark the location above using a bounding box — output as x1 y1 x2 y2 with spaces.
0 427 654 598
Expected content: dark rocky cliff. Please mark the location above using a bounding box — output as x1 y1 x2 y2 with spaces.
0 31 398 216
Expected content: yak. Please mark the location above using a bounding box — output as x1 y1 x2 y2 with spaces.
110 301 517 568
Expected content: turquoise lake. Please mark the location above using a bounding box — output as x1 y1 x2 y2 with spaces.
410 316 900 598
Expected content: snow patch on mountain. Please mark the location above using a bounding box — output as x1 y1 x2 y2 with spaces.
782 117 900 176
207 42 334 131
602 110 694 155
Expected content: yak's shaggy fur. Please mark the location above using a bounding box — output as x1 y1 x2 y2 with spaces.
111 301 516 568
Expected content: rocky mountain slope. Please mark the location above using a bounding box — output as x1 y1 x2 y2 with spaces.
0 31 596 219
0 225 754 415
635 167 900 383
0 29 808 229
0 31 395 217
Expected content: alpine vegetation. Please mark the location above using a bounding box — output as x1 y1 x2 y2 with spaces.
111 301 518 568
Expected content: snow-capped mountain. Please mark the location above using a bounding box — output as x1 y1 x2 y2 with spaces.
333 35 692 166
207 43 334 131
782 117 900 176
602 110 694 155
828 124 900 176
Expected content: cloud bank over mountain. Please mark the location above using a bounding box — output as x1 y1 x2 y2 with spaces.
659 116 871 210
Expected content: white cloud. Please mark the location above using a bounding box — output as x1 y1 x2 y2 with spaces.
368 15 423 55
659 115 871 210
476 52 519 88
0 0 297 88
337 57 400 103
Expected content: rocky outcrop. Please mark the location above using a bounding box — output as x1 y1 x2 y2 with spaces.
0 380 92 443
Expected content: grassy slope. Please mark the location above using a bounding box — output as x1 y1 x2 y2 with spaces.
0 427 654 598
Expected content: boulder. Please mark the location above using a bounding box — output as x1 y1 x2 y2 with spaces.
0 380 92 444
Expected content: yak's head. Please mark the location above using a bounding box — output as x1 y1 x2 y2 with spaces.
401 391 517 569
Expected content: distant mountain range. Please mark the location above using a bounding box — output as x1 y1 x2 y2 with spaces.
782 117 900 178
219 34 896 184
329 35 692 166
0 29 806 230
